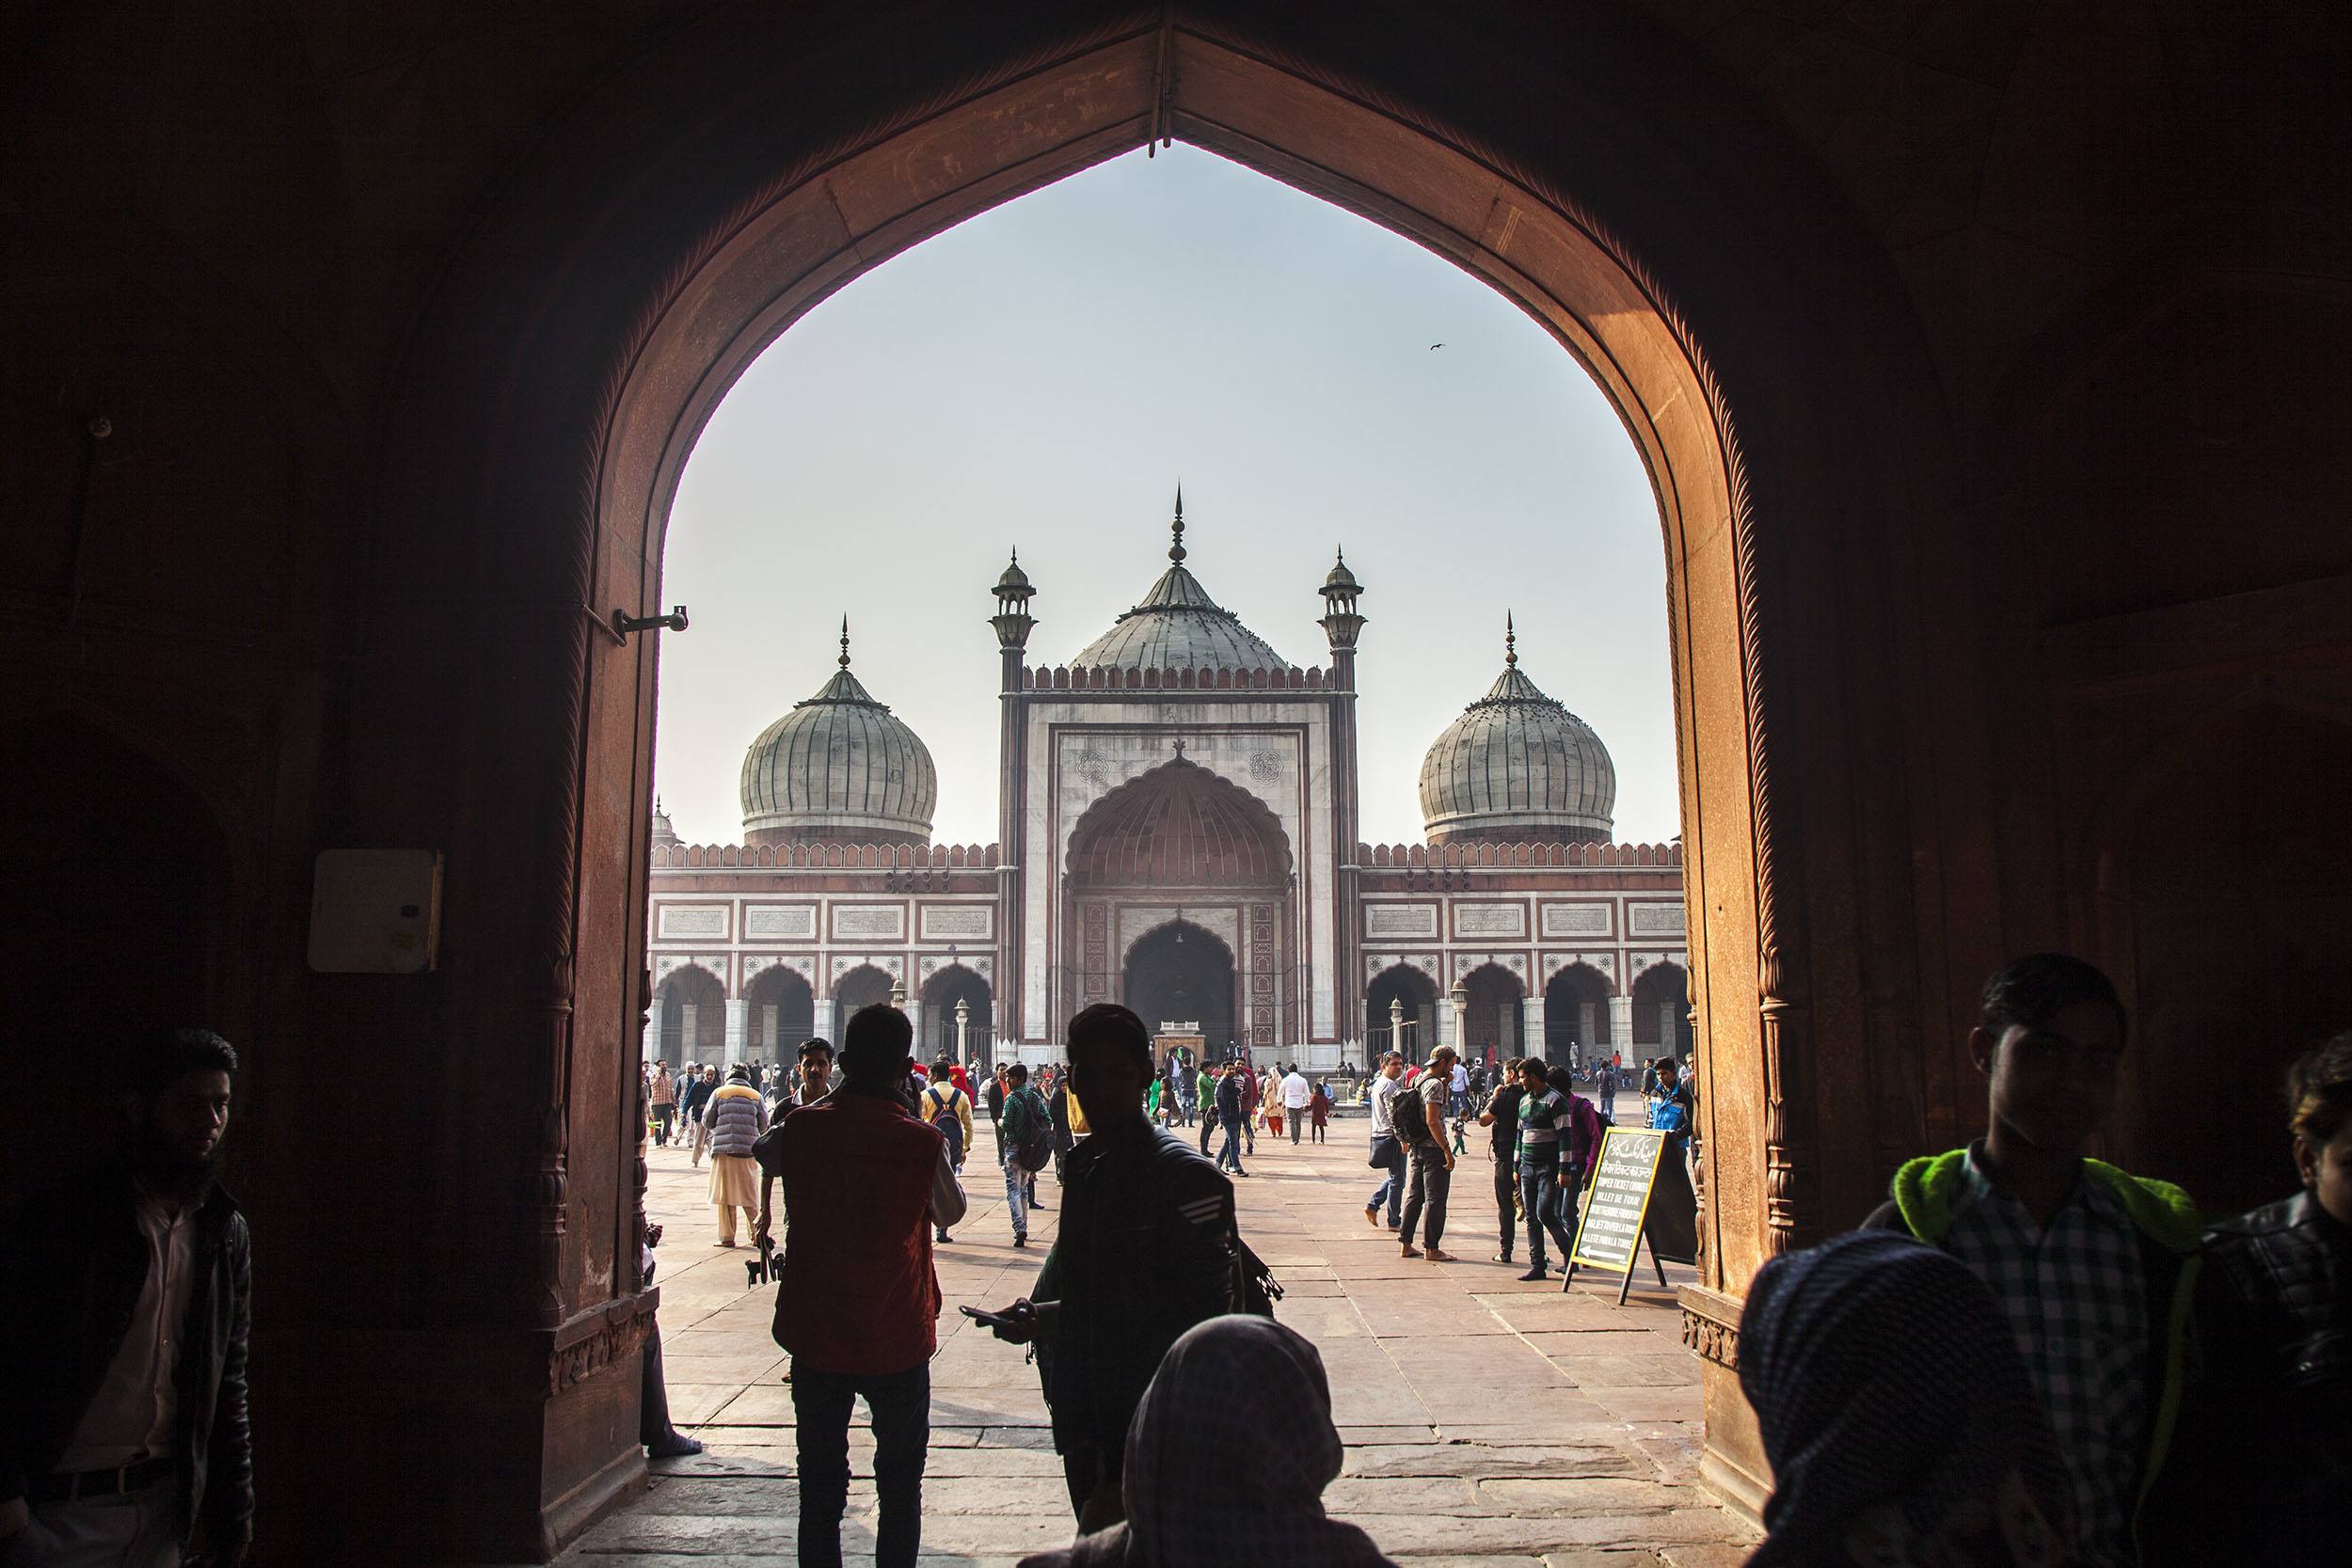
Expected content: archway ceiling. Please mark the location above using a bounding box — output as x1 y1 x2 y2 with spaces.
1068 757 1293 886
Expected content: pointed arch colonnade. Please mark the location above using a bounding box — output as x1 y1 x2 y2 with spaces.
345 10 1931 1551
24 3 2340 1561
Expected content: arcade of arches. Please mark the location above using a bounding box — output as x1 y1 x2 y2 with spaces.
7 5 2348 1560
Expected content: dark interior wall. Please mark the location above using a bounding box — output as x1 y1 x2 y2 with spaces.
2 0 2345 1557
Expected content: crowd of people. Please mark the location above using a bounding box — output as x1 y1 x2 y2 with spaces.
8 949 2344 1567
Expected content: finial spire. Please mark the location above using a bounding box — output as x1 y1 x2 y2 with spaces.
1504 610 1517 668
839 615 851 669
1169 483 1186 563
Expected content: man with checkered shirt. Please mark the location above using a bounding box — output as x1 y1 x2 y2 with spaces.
1866 955 2200 1568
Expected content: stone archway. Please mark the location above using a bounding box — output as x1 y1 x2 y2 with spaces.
919 962 993 1067
365 9 1952 1554
830 963 898 1042
1633 961 1694 1059
655 964 726 1069
744 964 816 1059
1366 962 1438 1062
1124 920 1238 1054
1064 757 1295 1055
1544 962 1615 1065
1459 961 1525 1068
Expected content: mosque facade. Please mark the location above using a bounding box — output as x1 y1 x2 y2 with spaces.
646 499 1689 1072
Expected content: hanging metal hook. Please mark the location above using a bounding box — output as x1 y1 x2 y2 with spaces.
612 605 689 640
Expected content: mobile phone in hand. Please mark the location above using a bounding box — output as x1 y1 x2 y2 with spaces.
960 1304 1017 1332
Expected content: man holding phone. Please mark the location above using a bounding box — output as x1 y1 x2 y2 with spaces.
972 1004 1237 1532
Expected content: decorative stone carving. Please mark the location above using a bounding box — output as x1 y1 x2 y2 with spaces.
1681 1303 1738 1370
834 905 906 940
919 905 993 939
1454 902 1526 937
657 904 728 938
1629 903 1684 934
548 1300 658 1397
1541 902 1611 936
746 904 818 938
1364 903 1438 938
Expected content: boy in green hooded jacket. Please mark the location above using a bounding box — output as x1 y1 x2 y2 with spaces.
1863 953 2199 1568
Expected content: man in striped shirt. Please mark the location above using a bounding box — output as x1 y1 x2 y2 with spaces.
1515 1059 1597 1282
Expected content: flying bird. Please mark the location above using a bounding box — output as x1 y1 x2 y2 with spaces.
1429 342 1444 350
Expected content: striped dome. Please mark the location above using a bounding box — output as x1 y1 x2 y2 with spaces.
739 626 935 847
1418 621 1614 846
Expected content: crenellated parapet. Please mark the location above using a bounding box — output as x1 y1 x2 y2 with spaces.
653 841 1001 869
1356 840 1681 869
1023 662 1328 691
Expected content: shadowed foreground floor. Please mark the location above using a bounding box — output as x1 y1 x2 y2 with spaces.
568 1098 1756 1566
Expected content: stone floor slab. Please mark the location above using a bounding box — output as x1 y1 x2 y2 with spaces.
564 1118 1755 1565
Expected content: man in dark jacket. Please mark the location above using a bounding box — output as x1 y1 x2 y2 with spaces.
978 1004 1239 1532
2168 1033 2350 1567
2 1027 254 1566
1861 955 2198 1568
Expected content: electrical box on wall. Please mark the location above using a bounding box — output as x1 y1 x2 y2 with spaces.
308 848 443 974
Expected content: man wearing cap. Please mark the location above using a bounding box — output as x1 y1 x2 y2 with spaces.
1398 1046 1459 1262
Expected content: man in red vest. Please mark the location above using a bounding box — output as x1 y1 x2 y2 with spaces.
764 1004 966 1568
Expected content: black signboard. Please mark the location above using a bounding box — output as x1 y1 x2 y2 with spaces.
1566 1125 1694 1303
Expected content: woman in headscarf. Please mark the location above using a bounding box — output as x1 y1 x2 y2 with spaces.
1738 1230 2076 1567
1017 1315 1398 1568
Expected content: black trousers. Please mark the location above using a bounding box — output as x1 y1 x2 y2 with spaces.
1493 1156 1518 1254
792 1361 930 1568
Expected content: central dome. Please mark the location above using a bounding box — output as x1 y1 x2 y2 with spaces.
739 622 936 848
1067 494 1289 673
1419 618 1615 846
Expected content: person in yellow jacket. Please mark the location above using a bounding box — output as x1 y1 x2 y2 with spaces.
1863 954 2197 1568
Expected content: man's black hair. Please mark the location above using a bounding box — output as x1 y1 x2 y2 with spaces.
797 1037 834 1065
1979 953 2126 1040
840 1005 912 1079
1068 1003 1152 1076
2287 1032 2352 1142
121 1026 238 1097
1005 1062 1029 1084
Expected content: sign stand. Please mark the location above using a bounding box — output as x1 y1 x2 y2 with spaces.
1565 1126 1684 1305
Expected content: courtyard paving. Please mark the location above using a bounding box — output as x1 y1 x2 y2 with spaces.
565 1094 1756 1567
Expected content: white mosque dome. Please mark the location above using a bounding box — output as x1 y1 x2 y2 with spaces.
739 622 936 847
1418 618 1615 846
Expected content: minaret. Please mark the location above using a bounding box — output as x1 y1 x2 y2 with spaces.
1320 546 1369 1064
990 550 1036 1051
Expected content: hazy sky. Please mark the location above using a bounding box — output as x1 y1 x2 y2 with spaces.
655 144 1677 849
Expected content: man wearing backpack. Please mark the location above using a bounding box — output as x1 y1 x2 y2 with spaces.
998 1064 1052 1248
1395 1045 1459 1262
974 1005 1238 1531
920 1056 975 1243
